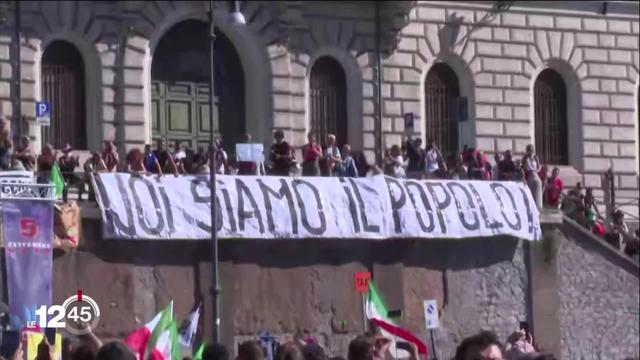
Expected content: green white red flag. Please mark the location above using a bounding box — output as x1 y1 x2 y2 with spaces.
365 282 428 358
124 302 180 360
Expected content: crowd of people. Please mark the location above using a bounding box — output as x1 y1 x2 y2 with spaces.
1 325 563 360
558 180 639 261
1 116 639 256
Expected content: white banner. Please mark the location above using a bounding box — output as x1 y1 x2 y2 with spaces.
93 173 542 241
0 171 35 197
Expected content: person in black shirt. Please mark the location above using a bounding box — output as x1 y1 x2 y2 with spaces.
498 150 517 180
153 139 178 175
404 137 425 173
269 130 292 176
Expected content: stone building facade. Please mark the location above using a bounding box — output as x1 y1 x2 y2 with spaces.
1 1 638 215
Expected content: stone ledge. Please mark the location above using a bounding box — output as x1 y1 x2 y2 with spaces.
561 215 639 276
540 209 564 226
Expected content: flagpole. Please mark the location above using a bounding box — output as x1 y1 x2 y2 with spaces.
208 0 245 343
208 0 221 343
361 293 368 333
429 330 438 360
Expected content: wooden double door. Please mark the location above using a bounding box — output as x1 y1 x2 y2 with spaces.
151 80 213 151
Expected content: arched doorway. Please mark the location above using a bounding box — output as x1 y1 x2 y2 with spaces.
309 57 348 147
424 63 460 157
41 40 87 149
151 20 245 154
534 69 568 165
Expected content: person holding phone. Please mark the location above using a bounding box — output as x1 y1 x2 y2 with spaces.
35 336 58 360
505 329 535 358
396 341 419 360
348 334 392 360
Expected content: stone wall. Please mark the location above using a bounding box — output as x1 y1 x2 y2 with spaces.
44 220 530 359
557 228 640 360
227 238 529 359
399 238 529 359
1 212 637 359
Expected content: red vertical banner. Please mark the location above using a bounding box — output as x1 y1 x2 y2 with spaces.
354 272 371 293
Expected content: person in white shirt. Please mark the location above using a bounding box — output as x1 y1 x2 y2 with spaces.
213 139 228 175
324 134 342 176
172 141 187 174
492 152 502 181
423 139 443 179
385 145 406 179
522 144 542 209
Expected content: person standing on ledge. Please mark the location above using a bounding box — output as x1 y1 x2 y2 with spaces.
269 130 292 176
302 132 322 176
522 144 542 209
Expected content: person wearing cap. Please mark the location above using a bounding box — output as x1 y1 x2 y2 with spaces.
58 144 83 201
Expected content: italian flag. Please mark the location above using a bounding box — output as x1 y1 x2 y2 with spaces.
366 282 428 358
124 302 180 360
192 344 205 360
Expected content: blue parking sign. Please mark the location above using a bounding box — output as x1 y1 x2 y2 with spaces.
36 101 51 126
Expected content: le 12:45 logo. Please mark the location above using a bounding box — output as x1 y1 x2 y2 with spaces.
31 291 101 335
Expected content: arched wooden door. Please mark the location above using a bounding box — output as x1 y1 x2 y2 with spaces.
534 69 568 165
151 20 244 154
309 57 348 147
424 63 460 157
41 40 87 149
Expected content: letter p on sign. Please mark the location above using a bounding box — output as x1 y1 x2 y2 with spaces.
36 101 51 126
354 272 371 293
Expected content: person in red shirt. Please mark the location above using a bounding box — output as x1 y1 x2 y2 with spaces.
302 132 322 176
544 167 563 209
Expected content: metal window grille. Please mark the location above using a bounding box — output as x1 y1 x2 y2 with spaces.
424 63 460 157
41 41 86 150
534 69 568 165
309 57 348 147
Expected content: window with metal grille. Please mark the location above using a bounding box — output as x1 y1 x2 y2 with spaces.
309 57 348 147
534 69 568 165
424 63 460 157
41 40 86 150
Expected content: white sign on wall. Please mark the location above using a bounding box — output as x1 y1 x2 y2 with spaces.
92 173 542 241
423 299 439 329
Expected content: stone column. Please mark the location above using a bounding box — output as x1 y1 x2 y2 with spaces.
528 210 564 358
